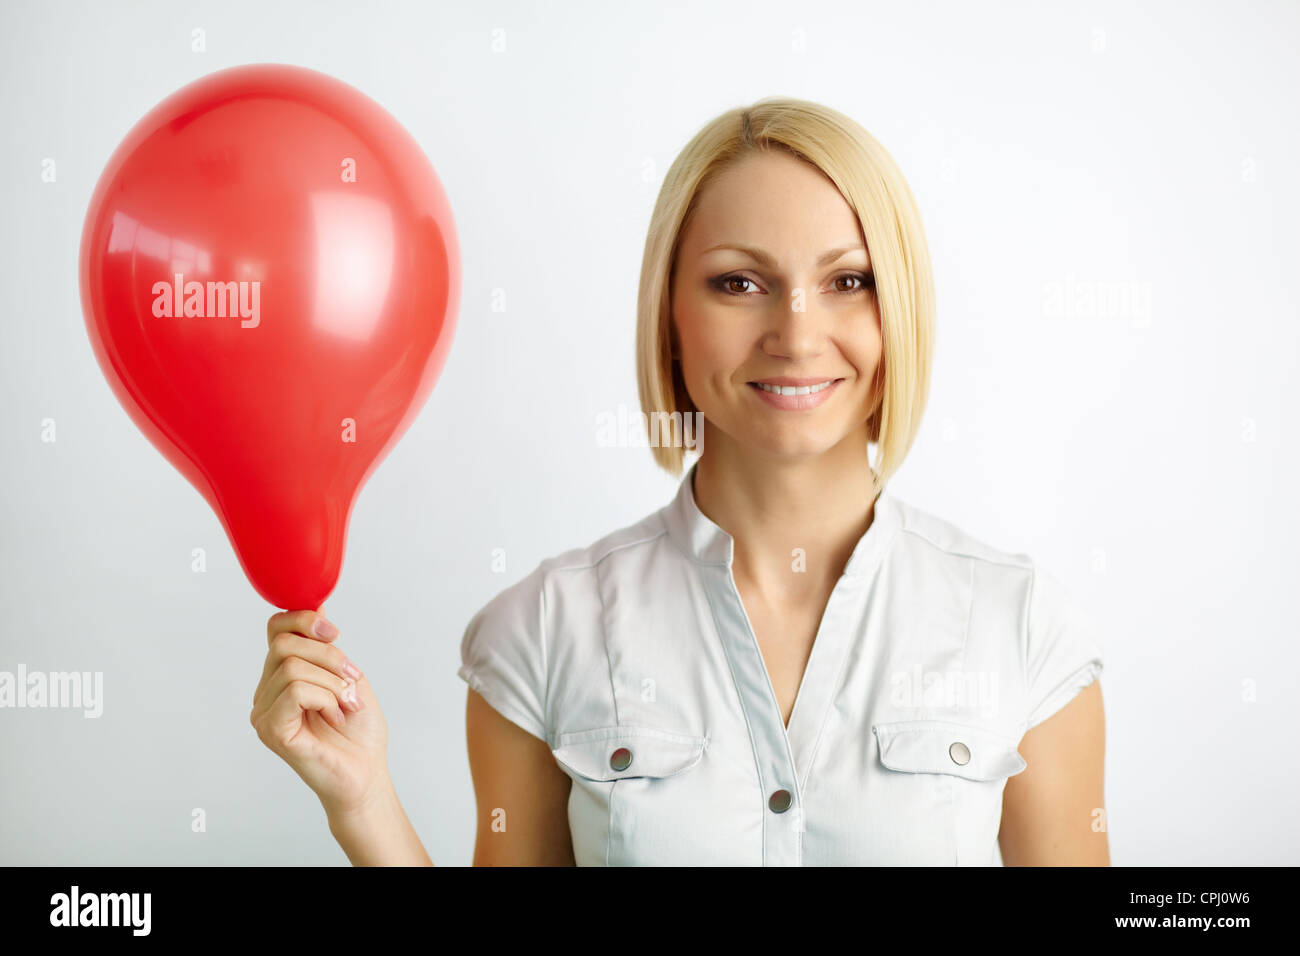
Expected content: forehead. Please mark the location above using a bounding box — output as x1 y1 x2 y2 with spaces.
680 150 864 254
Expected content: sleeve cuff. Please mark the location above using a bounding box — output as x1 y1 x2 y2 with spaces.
1025 659 1102 730
457 664 548 742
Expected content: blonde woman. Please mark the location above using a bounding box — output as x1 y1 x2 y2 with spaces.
250 98 1108 866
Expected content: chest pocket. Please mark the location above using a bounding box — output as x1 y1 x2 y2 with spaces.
871 719 1026 781
869 719 1025 865
550 725 709 781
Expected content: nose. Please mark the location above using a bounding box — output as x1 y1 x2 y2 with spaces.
760 287 830 362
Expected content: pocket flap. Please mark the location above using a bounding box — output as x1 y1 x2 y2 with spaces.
550 725 708 781
871 719 1026 781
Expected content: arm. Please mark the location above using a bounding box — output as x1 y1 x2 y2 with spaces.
465 688 575 865
998 679 1109 865
328 774 434 866
251 608 434 866
324 688 574 866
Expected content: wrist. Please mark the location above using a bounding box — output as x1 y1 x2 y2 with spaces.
325 775 432 866
325 771 398 834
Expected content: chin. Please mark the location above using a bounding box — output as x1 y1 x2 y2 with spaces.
739 429 847 461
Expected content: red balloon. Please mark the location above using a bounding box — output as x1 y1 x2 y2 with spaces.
79 64 460 610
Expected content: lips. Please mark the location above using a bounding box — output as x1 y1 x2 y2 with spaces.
747 377 845 410
752 379 837 396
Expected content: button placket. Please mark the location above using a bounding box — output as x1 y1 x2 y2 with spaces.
702 564 803 865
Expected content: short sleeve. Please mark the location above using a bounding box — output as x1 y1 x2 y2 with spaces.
1024 563 1104 730
457 566 549 742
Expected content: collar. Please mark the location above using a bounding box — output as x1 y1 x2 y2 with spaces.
661 459 902 578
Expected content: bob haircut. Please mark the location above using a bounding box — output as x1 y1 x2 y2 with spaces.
635 97 935 499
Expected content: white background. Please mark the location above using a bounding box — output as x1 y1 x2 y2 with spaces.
1 0 1297 865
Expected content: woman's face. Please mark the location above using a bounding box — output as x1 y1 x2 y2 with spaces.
670 149 883 463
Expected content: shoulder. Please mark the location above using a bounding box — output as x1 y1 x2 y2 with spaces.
883 494 1103 729
536 506 672 579
458 501 678 740
883 494 1101 654
886 493 1035 575
464 504 671 633
884 494 1093 629
881 493 1039 652
457 503 674 740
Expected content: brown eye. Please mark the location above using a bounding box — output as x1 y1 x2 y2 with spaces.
709 273 760 296
835 273 875 294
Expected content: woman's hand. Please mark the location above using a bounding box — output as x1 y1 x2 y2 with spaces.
250 607 390 822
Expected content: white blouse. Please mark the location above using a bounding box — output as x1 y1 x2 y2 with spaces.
457 462 1104 866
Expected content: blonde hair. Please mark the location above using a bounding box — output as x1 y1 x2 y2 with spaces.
635 97 935 499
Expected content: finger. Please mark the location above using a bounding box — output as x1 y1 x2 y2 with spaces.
267 609 339 646
254 655 363 717
260 631 362 690
255 656 360 716
304 703 350 743
255 680 346 751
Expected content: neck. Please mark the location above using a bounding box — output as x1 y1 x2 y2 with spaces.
691 429 878 604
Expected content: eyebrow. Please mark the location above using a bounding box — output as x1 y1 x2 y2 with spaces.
700 243 868 268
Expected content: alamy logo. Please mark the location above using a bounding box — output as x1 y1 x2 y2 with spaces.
0 665 102 718
595 404 704 451
50 886 151 936
152 272 260 328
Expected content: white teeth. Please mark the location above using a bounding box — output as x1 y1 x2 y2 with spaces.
755 380 835 395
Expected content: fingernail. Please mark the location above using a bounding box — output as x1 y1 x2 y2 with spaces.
314 617 339 639
342 681 358 706
341 658 362 680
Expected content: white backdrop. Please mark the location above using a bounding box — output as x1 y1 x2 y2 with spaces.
1 0 1296 865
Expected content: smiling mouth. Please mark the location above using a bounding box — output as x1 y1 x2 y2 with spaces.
745 377 847 410
748 378 844 396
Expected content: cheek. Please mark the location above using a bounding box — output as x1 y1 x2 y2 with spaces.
675 308 741 389
850 315 884 370
684 330 735 381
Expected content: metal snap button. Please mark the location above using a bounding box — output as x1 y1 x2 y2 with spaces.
609 747 632 771
949 741 971 766
769 789 792 813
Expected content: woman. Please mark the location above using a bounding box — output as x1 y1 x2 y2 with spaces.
250 97 1108 866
